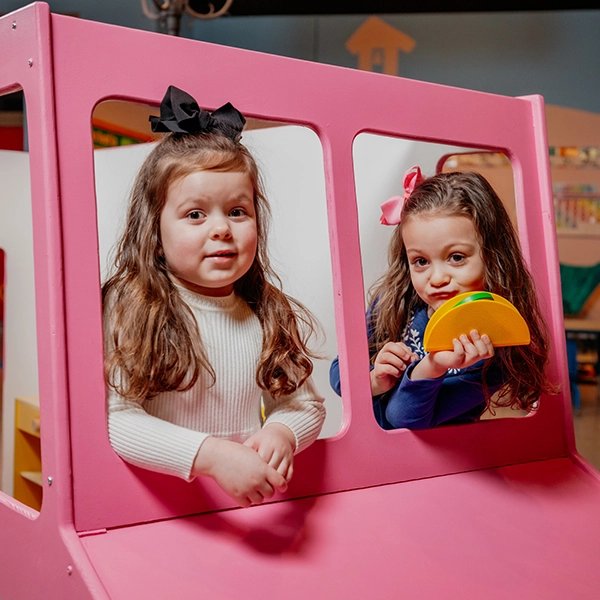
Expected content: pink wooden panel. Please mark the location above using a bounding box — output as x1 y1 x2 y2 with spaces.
45 12 581 534
81 458 600 600
2 4 599 599
0 4 108 599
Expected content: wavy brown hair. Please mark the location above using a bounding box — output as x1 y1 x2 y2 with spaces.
368 170 556 411
103 132 318 402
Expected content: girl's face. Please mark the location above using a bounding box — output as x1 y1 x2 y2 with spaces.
160 169 258 296
402 214 486 312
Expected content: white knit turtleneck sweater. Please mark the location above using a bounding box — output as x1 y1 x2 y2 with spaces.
107 286 325 481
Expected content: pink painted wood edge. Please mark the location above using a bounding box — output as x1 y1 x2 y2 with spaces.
0 3 109 598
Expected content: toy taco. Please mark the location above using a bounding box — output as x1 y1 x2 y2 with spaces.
423 291 530 352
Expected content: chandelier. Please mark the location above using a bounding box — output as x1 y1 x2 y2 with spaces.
141 1 234 36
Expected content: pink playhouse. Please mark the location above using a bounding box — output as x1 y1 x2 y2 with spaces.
1 3 600 598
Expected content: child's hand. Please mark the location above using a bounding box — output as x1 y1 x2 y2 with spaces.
193 437 288 508
371 342 419 396
412 330 494 380
243 423 296 482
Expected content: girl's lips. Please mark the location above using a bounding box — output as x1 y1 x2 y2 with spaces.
206 251 236 258
429 292 457 306
205 251 237 264
430 292 456 300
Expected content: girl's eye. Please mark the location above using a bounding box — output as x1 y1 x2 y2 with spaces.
187 210 203 220
412 258 428 268
450 253 466 264
229 207 247 218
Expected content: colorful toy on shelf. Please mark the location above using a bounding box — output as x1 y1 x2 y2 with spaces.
423 291 530 352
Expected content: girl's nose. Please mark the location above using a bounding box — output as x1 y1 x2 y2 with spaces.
210 216 232 239
430 264 450 287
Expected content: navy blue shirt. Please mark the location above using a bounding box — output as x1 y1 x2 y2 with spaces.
329 306 505 430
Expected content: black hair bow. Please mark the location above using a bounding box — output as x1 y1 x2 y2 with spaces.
149 85 245 142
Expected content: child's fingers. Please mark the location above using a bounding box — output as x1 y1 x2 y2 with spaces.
245 482 274 506
468 330 494 358
243 438 274 465
265 448 283 470
256 445 275 464
457 333 475 356
459 333 485 364
452 337 466 358
267 468 288 494
284 461 294 482
274 455 294 481
269 450 294 481
375 361 404 379
242 436 259 451
403 348 419 363
387 342 416 363
245 465 288 505
378 349 411 375
480 333 494 356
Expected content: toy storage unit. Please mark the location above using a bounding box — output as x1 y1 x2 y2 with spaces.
1 4 600 599
13 396 41 510
550 105 600 394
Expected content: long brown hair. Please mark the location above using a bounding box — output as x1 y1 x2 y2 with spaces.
369 170 556 410
103 132 318 402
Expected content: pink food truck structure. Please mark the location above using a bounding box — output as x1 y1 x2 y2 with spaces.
1 3 599 598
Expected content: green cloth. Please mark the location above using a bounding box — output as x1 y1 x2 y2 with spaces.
560 263 600 315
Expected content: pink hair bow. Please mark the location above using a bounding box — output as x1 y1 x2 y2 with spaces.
380 165 425 226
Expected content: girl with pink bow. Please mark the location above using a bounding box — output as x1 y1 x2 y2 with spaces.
330 167 555 429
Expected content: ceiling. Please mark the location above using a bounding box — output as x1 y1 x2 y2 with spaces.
218 1 598 16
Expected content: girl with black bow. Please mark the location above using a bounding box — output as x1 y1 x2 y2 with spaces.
103 86 325 507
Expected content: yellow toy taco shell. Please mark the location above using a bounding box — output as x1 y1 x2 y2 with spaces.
423 291 530 352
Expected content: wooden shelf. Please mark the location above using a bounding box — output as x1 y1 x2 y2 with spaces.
565 318 600 332
13 396 42 511
20 471 42 486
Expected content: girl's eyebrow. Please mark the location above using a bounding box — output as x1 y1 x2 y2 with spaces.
445 242 478 251
232 193 254 203
175 191 253 205
406 241 477 254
